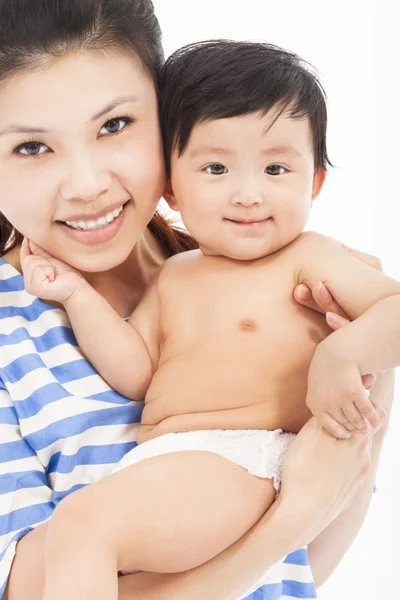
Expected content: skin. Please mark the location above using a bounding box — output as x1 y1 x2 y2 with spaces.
19 100 400 597
0 49 393 599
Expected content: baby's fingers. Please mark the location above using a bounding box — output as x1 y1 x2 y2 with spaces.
341 402 369 433
354 390 380 429
24 258 56 292
20 237 32 265
28 239 54 259
318 411 352 439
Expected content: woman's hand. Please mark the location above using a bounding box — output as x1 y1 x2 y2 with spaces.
293 240 382 392
20 237 87 304
278 412 384 546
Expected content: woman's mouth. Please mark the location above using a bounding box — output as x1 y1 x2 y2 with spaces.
58 201 129 246
64 204 125 231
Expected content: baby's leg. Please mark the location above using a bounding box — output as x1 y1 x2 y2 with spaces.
43 451 276 600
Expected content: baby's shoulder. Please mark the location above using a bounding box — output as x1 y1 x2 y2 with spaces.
160 249 204 277
285 231 334 261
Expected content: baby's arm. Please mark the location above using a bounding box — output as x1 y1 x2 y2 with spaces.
64 273 161 399
295 232 400 434
20 238 160 400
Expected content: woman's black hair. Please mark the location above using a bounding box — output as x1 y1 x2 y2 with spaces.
0 0 197 256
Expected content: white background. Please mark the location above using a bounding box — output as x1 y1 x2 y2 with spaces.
152 1 399 598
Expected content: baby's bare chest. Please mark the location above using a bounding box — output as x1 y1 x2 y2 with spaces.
159 257 330 369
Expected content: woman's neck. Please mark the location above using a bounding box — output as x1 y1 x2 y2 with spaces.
3 227 167 318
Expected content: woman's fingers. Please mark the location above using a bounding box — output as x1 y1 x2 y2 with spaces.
361 373 377 391
294 282 350 319
325 311 350 330
311 282 350 319
293 284 324 314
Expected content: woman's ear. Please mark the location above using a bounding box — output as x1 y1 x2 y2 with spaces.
311 168 327 201
163 181 179 211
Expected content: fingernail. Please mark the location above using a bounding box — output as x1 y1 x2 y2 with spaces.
317 282 329 299
326 312 340 325
298 286 310 300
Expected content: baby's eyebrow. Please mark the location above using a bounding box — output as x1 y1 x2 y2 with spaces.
261 145 303 158
188 146 235 158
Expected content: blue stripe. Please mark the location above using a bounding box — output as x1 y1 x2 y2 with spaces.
50 359 101 384
0 273 25 292
15 382 73 419
84 390 134 404
243 582 282 599
242 579 316 600
0 325 76 351
282 580 316 598
0 407 18 425
0 299 56 323
52 484 88 506
284 548 309 566
1 353 45 384
25 405 143 451
0 438 36 464
0 470 47 495
46 442 137 474
0 501 53 536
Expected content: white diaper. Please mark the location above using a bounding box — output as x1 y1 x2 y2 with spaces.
113 429 296 492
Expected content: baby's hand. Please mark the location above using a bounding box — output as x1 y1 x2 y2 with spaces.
20 238 86 304
306 346 381 439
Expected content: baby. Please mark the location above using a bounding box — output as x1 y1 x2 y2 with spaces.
21 41 400 600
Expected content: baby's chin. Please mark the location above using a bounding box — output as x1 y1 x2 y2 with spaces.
199 242 275 262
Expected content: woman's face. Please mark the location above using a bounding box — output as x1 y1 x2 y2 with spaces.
0 50 166 272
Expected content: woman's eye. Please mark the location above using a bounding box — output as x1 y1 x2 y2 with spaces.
99 117 132 136
265 165 287 176
15 142 49 157
204 164 228 175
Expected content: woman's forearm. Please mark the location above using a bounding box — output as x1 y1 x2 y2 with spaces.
118 498 312 600
308 369 394 587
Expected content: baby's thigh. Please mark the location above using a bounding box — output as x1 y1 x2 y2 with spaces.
78 451 276 573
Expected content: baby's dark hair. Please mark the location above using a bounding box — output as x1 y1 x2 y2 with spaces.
160 40 332 179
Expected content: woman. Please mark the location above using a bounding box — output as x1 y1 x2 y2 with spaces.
0 1 393 599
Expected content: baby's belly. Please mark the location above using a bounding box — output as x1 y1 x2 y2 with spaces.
137 352 312 444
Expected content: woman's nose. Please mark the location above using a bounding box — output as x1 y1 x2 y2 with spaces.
60 155 113 202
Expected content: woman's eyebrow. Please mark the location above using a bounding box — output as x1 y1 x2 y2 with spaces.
90 95 139 122
0 95 139 137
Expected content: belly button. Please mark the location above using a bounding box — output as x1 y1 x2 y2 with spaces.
239 319 257 332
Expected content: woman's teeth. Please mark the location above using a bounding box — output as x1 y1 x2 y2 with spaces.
65 205 124 231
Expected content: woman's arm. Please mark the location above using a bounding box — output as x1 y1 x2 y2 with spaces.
6 410 375 600
116 415 376 600
294 278 394 587
309 367 394 587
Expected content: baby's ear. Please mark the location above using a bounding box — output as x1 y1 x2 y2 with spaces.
311 168 327 201
163 181 179 211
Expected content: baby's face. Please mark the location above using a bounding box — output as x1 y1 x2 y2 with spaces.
167 108 325 260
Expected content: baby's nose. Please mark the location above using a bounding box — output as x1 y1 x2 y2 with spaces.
231 193 263 207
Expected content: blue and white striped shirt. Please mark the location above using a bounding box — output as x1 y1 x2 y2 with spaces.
0 257 316 599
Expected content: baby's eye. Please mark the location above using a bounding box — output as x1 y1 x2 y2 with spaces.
14 141 49 157
204 164 228 175
265 165 287 176
99 116 133 136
